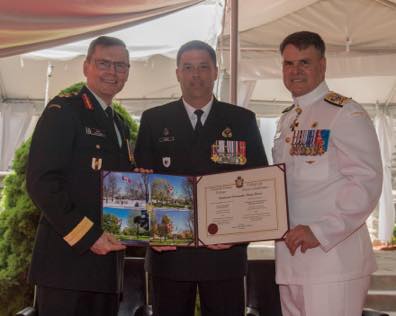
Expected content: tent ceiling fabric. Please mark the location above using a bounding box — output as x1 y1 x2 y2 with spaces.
23 0 224 61
218 0 396 103
222 0 396 54
0 0 204 58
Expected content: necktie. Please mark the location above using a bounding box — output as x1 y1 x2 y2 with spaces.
105 106 114 121
105 106 121 147
194 109 204 133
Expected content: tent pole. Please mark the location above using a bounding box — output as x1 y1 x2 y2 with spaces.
229 0 238 105
44 62 54 107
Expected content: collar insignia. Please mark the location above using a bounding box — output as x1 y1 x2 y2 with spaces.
82 93 94 111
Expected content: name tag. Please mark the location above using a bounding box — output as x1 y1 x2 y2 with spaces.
85 127 106 138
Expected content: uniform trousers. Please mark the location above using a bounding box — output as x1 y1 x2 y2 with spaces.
279 276 370 316
151 276 245 316
37 286 119 316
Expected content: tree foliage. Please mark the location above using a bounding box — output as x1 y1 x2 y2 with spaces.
0 82 138 315
0 139 38 316
151 178 172 202
102 214 121 235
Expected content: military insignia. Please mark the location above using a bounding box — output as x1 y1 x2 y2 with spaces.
159 127 175 142
91 157 102 170
85 127 106 137
222 127 233 138
82 93 94 111
282 104 295 113
235 176 244 188
162 157 171 168
211 140 247 165
324 91 350 107
47 104 62 110
58 91 78 98
159 136 175 143
290 105 302 132
289 129 330 156
126 139 135 164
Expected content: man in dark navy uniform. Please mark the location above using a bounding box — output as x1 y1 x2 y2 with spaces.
134 40 268 316
27 36 134 316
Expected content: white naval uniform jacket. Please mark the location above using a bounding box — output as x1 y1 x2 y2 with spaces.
273 81 383 285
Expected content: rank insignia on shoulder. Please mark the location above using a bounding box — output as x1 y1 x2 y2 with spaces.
221 127 233 138
58 91 78 98
282 104 295 113
47 104 62 110
324 92 350 107
82 93 94 111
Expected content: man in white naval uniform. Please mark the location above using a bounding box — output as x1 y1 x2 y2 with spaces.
273 31 383 316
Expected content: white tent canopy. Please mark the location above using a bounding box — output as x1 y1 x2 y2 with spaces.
0 0 206 57
0 0 394 242
24 0 224 61
220 0 396 106
0 0 224 172
219 0 396 243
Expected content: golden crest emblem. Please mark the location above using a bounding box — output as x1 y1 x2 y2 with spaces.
222 127 232 138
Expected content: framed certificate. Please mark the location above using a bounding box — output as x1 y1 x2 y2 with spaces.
101 164 288 247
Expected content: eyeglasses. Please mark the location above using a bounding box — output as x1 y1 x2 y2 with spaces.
94 59 130 74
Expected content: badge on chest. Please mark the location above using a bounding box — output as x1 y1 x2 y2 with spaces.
211 140 247 165
85 127 106 138
289 129 330 156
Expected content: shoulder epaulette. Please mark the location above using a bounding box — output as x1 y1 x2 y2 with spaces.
57 91 78 98
324 91 351 107
282 104 295 113
47 104 62 110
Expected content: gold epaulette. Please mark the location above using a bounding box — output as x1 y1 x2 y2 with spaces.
324 91 351 107
282 104 295 113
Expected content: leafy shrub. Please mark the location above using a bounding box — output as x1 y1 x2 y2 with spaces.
0 82 138 315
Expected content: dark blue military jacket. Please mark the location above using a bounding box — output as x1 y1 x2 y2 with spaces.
134 98 268 281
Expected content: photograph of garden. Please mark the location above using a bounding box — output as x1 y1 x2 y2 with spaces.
102 171 195 246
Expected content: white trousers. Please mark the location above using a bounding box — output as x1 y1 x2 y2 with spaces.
279 276 370 316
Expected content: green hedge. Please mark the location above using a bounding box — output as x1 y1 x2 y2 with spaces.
0 82 138 316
